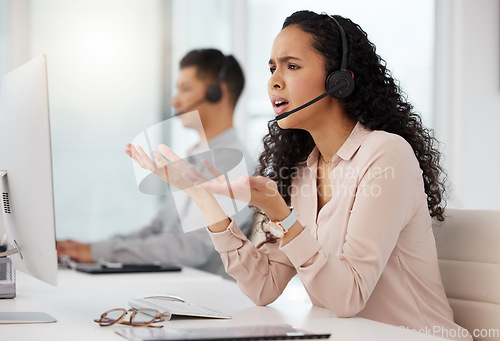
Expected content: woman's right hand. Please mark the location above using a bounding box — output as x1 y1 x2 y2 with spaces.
125 143 209 200
126 143 234 232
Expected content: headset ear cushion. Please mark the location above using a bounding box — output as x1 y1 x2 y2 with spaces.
325 70 355 99
205 84 223 103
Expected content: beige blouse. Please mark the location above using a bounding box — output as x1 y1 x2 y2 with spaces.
209 122 471 340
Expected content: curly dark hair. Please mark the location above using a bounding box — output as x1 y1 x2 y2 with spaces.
256 10 447 224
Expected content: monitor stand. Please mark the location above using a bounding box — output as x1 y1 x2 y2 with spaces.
0 252 57 323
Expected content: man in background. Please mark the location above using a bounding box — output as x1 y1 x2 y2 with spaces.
57 49 254 278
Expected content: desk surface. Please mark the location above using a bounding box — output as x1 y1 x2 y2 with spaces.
0 268 446 341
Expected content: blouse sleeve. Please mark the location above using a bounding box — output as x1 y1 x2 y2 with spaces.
208 221 297 305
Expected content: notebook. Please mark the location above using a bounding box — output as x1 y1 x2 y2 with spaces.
115 324 331 341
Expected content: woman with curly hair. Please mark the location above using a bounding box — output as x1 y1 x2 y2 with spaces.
127 10 470 340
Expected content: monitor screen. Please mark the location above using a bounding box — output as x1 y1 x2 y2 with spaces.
0 55 58 286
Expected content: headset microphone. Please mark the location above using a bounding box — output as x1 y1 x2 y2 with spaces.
174 97 207 117
274 78 350 121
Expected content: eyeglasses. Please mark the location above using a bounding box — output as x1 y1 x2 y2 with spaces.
94 308 165 328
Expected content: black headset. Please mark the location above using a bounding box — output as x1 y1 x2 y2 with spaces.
274 15 355 121
205 55 229 103
325 14 355 99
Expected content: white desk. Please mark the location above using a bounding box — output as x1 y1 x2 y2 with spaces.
0 268 447 341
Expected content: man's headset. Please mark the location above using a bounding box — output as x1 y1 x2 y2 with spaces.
274 14 355 121
205 55 229 103
175 55 229 116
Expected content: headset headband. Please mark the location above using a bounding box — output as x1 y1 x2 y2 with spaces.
326 14 348 71
217 55 228 83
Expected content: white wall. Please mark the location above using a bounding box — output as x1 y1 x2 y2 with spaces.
434 0 500 210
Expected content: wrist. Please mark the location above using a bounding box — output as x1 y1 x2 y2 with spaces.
191 190 215 205
191 193 229 230
281 220 303 245
265 203 291 222
80 243 94 263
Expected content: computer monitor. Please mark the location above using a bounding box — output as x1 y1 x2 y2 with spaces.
0 55 58 292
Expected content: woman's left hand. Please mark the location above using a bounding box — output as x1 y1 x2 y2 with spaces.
195 161 290 221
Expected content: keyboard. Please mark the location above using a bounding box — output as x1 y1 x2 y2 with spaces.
128 295 231 320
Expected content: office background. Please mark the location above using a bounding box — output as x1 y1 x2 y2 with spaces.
0 0 498 242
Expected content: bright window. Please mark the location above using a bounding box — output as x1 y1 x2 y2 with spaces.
29 0 166 241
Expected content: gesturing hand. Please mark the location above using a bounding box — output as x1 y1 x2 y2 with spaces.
125 143 209 198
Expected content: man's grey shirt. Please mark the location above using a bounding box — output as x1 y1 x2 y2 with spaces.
91 128 255 278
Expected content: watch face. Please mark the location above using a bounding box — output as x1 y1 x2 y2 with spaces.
267 222 284 238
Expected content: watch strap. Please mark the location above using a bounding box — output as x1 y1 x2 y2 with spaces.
280 207 298 231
